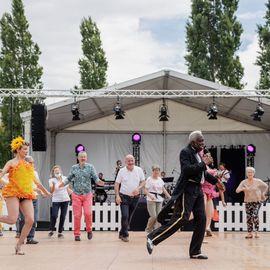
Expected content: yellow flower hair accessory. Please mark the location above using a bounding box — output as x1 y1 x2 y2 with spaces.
10 136 25 152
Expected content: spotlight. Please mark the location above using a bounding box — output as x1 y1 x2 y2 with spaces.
246 144 256 156
159 103 169 121
113 98 125 120
132 133 141 143
71 102 80 121
207 103 218 120
251 103 264 121
75 144 85 155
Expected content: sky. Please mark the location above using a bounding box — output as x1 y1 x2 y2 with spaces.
0 0 268 90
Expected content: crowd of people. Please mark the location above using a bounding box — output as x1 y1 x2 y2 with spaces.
0 132 268 258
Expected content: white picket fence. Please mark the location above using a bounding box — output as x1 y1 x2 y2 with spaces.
2 202 121 231
215 202 270 232
2 201 270 232
57 203 121 231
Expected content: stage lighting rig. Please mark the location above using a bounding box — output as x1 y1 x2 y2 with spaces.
207 98 218 120
114 97 125 120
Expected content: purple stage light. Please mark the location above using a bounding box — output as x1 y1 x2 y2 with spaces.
75 144 85 154
132 133 141 143
247 144 256 155
77 145 84 152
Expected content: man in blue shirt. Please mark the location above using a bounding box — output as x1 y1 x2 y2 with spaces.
62 151 104 241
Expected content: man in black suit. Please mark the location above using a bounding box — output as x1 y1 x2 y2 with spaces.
146 130 224 259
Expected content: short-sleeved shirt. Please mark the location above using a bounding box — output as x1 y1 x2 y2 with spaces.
218 169 230 183
64 163 98 195
115 166 145 196
49 176 70 202
145 176 165 202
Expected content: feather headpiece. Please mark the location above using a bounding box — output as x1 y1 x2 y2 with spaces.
10 136 25 152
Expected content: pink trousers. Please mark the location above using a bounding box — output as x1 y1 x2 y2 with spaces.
72 192 93 236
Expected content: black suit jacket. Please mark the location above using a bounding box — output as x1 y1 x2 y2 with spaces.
157 144 218 223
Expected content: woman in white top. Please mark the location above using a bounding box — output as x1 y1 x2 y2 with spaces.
236 167 268 239
144 165 171 233
48 165 72 238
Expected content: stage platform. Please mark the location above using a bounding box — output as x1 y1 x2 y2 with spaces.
0 231 269 270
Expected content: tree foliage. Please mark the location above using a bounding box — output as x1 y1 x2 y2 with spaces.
185 0 244 89
0 0 43 166
78 17 108 90
256 0 270 90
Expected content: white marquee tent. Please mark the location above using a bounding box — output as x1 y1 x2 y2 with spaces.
21 69 270 220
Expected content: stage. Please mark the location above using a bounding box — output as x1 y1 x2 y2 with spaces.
0 231 269 270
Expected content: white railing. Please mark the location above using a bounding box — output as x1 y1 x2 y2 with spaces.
3 202 270 232
58 203 121 231
2 202 121 231
215 202 270 232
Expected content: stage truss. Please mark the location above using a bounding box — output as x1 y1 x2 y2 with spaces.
0 88 269 99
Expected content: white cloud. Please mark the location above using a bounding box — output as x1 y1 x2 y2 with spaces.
1 0 191 89
239 35 260 90
238 10 265 20
98 17 186 84
0 0 262 91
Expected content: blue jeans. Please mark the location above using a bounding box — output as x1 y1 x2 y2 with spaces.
17 199 38 240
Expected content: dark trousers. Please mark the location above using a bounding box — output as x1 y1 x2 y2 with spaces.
18 199 38 240
50 201 69 233
148 183 206 256
245 202 261 233
119 194 139 237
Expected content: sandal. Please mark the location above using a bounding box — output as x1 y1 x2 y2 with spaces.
15 245 25 255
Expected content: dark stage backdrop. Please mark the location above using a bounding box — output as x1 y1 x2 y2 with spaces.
208 147 218 168
220 147 245 203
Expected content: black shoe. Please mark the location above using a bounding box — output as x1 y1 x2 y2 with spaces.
121 236 129 242
146 238 153 255
26 239 39 244
58 233 64 239
74 236 81 241
190 254 208 259
87 231 93 240
48 231 54 238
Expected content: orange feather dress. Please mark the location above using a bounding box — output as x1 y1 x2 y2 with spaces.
2 160 36 200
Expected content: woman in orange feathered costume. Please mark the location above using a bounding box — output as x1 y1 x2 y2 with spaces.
0 136 50 255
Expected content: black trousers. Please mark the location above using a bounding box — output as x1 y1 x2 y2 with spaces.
119 194 139 237
50 201 69 233
148 182 206 256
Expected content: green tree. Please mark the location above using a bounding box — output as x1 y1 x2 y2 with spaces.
256 0 270 90
78 17 108 90
185 0 244 89
0 0 43 165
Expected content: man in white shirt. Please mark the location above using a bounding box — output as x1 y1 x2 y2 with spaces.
114 154 145 242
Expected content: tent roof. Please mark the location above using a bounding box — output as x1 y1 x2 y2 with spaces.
21 69 270 132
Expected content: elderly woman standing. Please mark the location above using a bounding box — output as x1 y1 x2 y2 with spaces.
144 165 171 233
236 167 268 239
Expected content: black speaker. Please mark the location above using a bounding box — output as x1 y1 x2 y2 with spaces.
31 104 47 151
